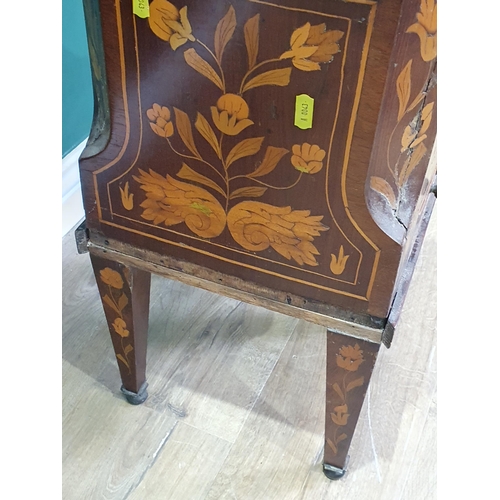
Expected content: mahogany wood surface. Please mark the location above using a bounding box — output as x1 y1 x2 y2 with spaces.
365 0 437 243
79 0 437 322
75 0 437 479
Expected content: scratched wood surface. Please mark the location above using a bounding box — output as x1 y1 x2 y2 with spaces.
62 205 436 499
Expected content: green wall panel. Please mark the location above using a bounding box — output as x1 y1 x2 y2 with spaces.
62 0 93 157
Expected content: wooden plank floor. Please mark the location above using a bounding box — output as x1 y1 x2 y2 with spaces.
62 206 436 500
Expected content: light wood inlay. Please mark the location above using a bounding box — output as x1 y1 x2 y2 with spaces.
63 203 436 498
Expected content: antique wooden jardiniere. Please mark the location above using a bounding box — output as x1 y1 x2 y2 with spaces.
76 0 437 479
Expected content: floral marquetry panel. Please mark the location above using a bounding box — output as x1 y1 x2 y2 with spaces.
80 0 433 320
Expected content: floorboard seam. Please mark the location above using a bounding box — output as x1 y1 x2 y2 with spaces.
235 319 299 428
199 320 299 499
396 379 436 500
122 420 179 500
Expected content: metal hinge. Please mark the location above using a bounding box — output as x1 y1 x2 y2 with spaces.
381 322 395 349
75 219 89 254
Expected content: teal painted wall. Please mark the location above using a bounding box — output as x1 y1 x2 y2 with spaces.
62 0 93 157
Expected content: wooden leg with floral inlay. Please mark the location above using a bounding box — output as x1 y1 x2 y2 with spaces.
90 254 151 405
323 329 380 479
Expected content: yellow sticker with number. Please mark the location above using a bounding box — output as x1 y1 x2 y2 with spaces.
294 94 314 130
133 0 150 18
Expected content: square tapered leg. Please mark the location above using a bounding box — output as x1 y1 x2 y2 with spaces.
90 254 151 404
324 329 380 479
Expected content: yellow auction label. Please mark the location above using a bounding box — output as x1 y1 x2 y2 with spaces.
133 0 150 18
294 94 314 130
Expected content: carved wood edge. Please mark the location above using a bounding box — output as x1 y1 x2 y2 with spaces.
87 241 384 344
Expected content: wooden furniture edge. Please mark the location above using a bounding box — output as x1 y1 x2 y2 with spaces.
382 188 436 347
87 241 384 344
